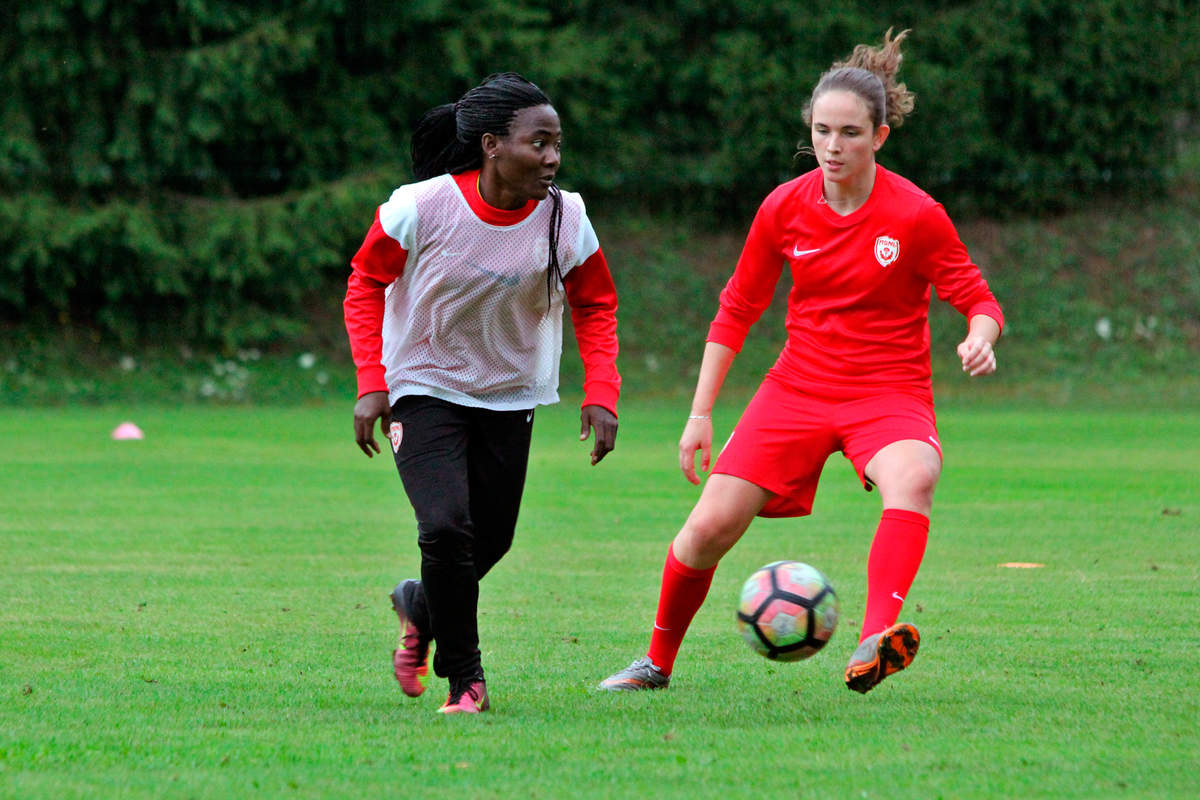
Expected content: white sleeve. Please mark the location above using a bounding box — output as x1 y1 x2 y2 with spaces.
573 197 600 266
378 185 419 250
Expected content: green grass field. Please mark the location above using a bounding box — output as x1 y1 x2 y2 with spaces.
2 400 1197 799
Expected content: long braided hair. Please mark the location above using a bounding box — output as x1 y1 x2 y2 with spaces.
411 72 565 306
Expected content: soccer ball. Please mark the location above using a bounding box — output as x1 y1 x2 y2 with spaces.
736 561 838 661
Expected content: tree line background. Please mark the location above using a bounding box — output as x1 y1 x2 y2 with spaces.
1 0 1197 356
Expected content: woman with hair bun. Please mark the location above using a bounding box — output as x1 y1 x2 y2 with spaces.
600 30 1003 695
345 72 620 714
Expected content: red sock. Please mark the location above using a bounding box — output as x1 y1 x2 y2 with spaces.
860 508 929 642
646 544 716 675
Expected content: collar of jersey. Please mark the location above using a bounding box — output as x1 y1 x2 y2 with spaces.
452 170 539 226
813 163 884 227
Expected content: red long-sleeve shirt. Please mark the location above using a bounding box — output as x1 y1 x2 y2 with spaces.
709 165 1003 402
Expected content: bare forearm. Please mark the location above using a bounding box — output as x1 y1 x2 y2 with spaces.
968 313 1002 346
690 342 738 416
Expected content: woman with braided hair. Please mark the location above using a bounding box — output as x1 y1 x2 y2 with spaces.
600 30 1002 695
345 72 620 714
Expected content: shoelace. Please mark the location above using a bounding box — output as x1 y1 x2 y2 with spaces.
448 679 483 704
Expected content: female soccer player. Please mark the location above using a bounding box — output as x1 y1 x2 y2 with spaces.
600 30 1002 694
345 73 620 714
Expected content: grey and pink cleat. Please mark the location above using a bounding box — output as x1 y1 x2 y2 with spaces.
597 656 671 691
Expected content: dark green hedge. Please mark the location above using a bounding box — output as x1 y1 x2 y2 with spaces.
0 176 388 346
2 0 1196 346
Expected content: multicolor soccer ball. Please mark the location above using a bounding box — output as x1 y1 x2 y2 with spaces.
736 561 839 661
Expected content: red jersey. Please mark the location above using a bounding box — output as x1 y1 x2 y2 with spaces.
708 165 1004 402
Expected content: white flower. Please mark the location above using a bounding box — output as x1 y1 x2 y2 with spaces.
1095 317 1112 341
1134 316 1157 340
119 355 137 372
298 353 317 369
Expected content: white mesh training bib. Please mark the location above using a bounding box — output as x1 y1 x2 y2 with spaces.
377 174 598 411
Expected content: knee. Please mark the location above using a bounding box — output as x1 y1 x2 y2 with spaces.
881 458 941 504
679 506 745 561
908 458 942 497
417 512 474 563
473 529 515 579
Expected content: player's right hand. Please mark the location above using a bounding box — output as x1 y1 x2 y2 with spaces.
353 391 391 457
679 417 713 485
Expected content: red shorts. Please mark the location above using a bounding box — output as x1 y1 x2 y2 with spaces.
712 377 942 518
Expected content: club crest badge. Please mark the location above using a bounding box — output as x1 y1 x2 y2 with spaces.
874 235 900 268
389 421 403 453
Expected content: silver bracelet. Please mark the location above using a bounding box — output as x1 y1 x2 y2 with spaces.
687 414 711 420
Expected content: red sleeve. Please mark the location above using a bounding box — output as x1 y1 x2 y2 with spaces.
562 247 621 416
343 208 408 398
706 195 786 352
915 202 1005 331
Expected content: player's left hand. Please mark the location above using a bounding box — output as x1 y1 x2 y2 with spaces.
580 405 618 465
957 335 997 377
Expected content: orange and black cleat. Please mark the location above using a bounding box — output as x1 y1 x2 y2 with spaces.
844 622 920 694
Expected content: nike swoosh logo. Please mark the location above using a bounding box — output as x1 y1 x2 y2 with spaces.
441 250 522 287
466 260 521 287
891 592 905 602
793 246 821 257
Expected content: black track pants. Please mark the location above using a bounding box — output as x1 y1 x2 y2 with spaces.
389 395 533 680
